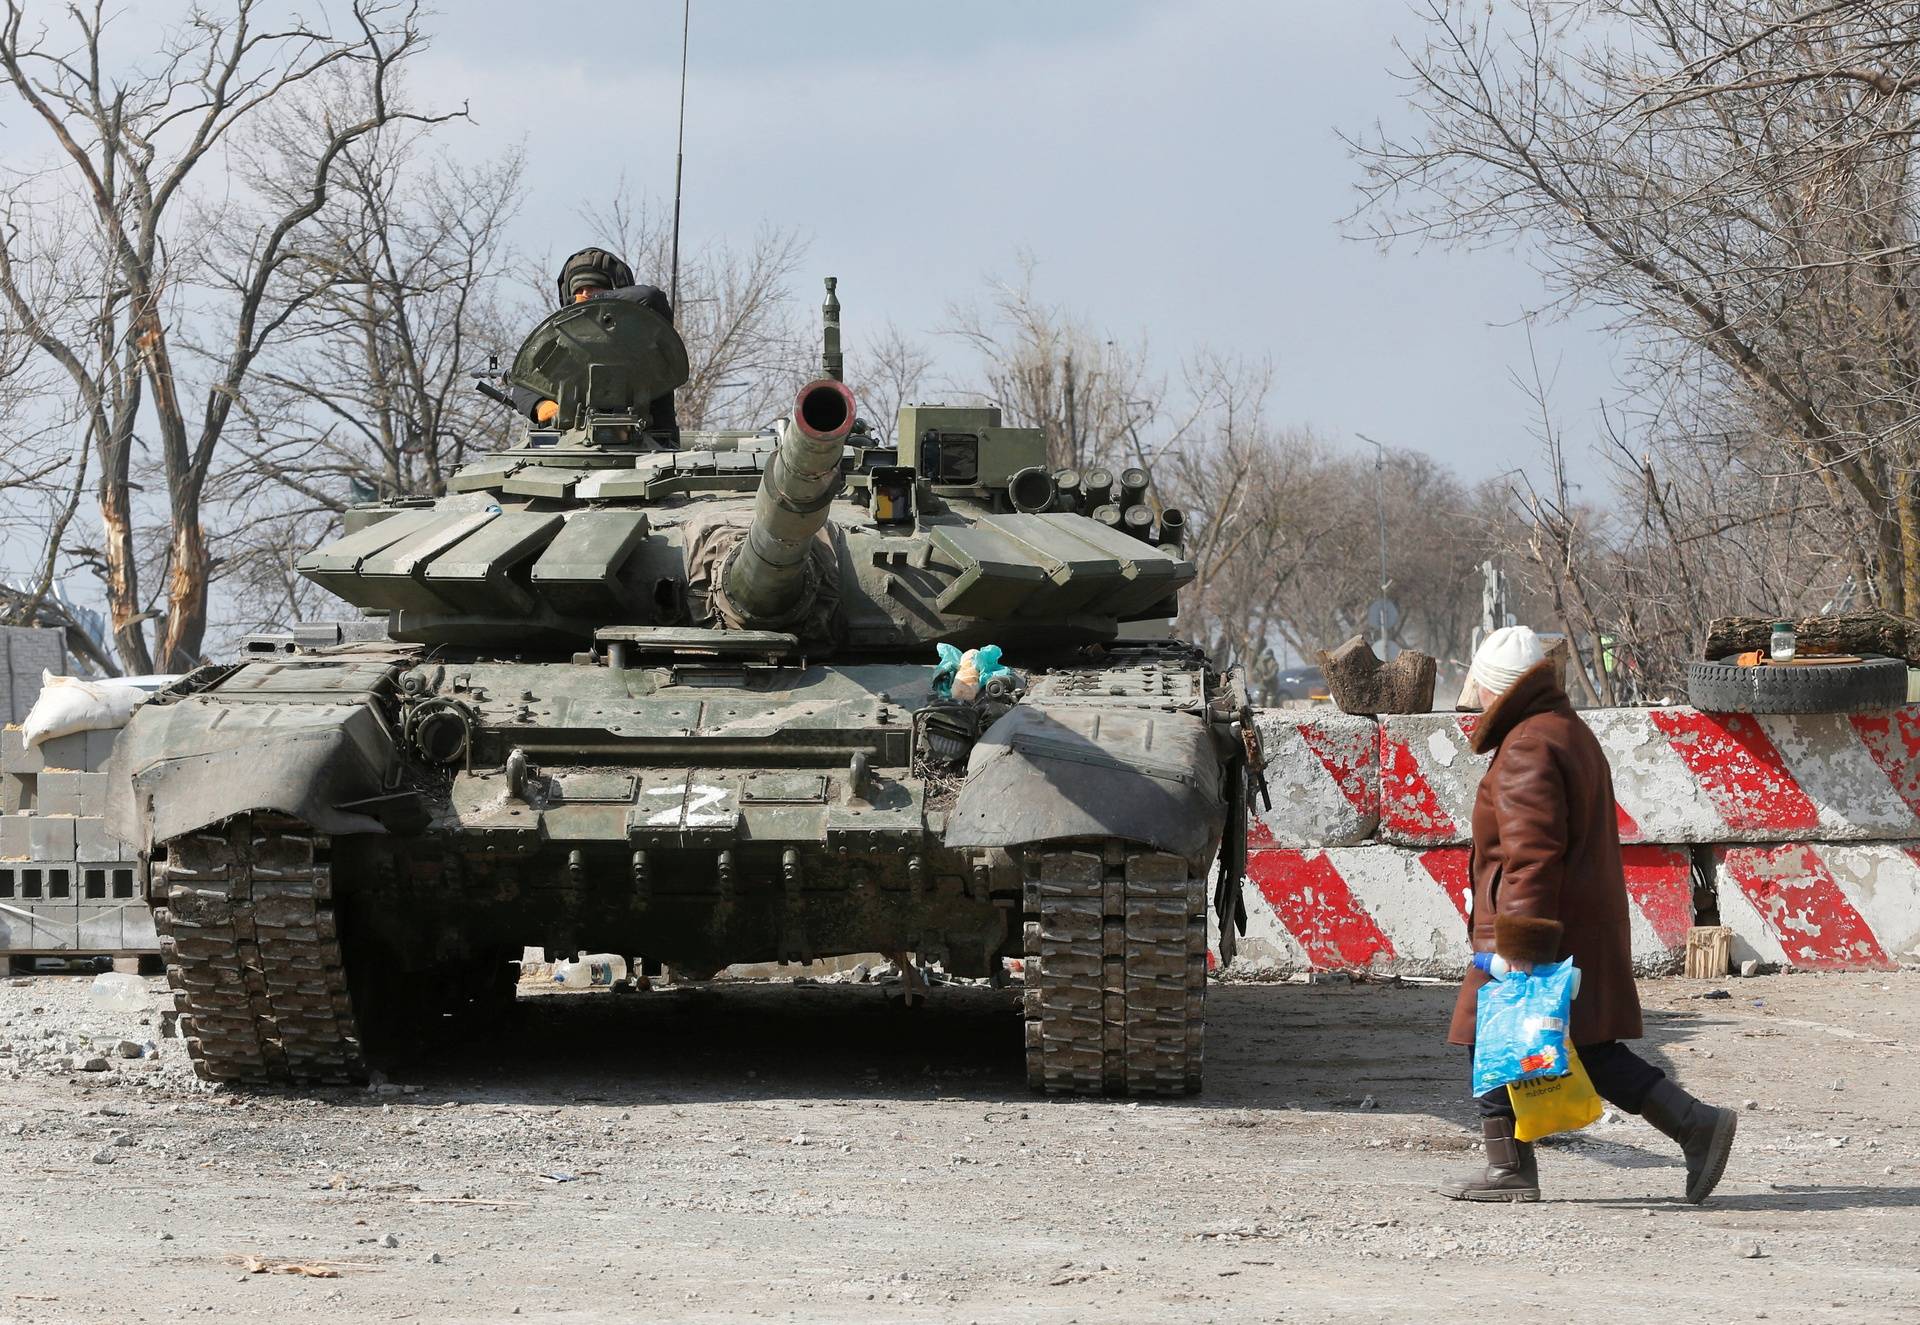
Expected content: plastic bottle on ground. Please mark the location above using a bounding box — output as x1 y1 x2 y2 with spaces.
89 971 149 1012
551 953 628 989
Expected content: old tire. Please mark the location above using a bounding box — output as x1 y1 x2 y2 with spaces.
1685 655 1907 714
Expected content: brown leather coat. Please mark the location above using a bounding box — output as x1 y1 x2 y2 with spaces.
1447 661 1643 1047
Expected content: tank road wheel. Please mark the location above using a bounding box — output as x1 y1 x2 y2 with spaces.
1022 843 1207 1096
152 813 366 1086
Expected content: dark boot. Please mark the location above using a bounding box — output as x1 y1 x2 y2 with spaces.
1442 1116 1540 1202
1640 1078 1737 1204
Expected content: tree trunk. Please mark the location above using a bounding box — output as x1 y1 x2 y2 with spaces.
157 501 211 670
97 478 153 675
1703 612 1917 665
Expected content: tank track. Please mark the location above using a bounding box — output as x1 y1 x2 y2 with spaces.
1022 842 1206 1096
153 814 366 1086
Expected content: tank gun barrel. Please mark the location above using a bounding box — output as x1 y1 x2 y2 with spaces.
724 378 857 626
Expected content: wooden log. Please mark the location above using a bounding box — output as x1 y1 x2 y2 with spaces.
1703 611 1916 665
1317 635 1438 715
1684 926 1733 980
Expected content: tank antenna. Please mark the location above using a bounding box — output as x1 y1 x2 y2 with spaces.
669 0 691 321
822 276 843 382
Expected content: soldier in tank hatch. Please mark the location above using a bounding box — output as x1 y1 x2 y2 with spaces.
510 246 680 437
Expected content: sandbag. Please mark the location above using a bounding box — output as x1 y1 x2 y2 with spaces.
20 671 147 747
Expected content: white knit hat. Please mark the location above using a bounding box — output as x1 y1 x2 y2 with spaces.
1468 625 1546 699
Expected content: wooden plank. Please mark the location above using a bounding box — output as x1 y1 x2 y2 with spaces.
1684 925 1733 979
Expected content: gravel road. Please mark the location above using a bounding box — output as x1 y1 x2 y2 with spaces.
2 968 1916 1323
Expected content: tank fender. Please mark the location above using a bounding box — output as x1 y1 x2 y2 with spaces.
107 693 401 853
942 702 1224 868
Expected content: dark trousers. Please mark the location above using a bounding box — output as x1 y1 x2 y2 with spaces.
1475 1041 1666 1120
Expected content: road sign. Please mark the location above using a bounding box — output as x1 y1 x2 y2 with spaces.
1366 597 1401 635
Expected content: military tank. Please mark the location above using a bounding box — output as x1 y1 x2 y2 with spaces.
108 278 1258 1096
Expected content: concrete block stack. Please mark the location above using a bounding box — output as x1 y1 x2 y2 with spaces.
0 719 149 960
0 626 66 723
1234 705 1920 978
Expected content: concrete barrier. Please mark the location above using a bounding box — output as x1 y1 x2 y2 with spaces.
1713 842 1920 971
1225 842 1694 978
1376 705 1920 847
1250 710 1377 847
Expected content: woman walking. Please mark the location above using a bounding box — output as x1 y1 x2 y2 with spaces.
1444 627 1739 1204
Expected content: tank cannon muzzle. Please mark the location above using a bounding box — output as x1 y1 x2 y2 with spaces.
722 379 858 627
795 378 855 442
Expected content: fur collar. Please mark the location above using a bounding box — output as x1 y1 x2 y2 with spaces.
1469 659 1569 755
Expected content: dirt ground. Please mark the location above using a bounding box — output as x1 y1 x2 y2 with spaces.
1 968 1916 1324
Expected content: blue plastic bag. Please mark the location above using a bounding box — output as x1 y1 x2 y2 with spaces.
1471 957 1577 1097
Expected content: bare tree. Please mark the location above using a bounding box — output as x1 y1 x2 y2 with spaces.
1350 0 1920 650
209 121 526 636
945 255 1162 472
241 131 525 504
568 183 810 430
1153 354 1495 702
0 0 455 671
850 321 934 442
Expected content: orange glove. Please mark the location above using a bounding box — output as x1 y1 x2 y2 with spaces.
534 398 558 425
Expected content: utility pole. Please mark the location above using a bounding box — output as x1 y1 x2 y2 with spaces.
1356 434 1393 655
1062 350 1078 469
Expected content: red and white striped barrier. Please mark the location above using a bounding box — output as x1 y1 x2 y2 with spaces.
1713 843 1920 972
1250 710 1377 847
1375 706 1920 847
1224 843 1694 978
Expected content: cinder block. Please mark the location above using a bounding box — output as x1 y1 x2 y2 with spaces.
38 728 118 772
38 771 107 816
78 861 139 902
4 625 67 678
77 899 156 952
76 817 125 861
0 902 74 951
1 727 44 774
0 814 30 860
17 897 79 950
27 816 75 861
1 771 32 813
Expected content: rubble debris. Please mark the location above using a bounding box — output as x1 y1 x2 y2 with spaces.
239 1256 343 1278
1317 635 1437 715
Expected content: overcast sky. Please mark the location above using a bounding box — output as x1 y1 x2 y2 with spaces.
0 1 1628 623
421 0 1619 488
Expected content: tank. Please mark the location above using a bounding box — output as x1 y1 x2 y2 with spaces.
107 278 1260 1096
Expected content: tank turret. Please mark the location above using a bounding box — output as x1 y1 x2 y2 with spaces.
721 379 856 627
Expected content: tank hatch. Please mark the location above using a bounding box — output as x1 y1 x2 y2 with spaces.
508 297 691 436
